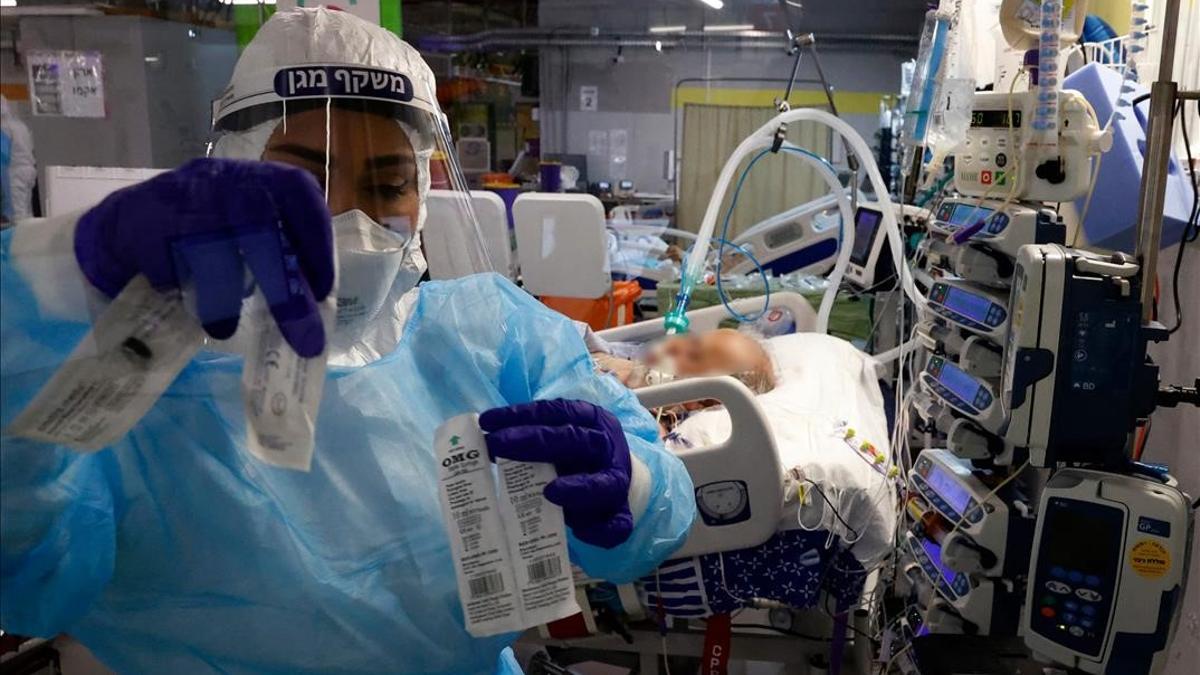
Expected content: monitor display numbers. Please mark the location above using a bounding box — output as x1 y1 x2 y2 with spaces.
971 109 1022 128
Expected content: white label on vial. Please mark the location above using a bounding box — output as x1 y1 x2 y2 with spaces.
6 276 203 450
241 293 333 472
436 413 581 637
437 414 522 637
497 457 580 627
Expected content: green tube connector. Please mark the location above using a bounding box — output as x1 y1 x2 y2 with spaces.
663 287 693 334
663 309 690 335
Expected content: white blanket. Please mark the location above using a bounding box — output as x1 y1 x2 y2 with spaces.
672 332 898 565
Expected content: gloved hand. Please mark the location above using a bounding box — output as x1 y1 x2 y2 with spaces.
74 157 334 357
480 399 634 549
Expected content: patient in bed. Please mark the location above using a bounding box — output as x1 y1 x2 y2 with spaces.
584 328 777 436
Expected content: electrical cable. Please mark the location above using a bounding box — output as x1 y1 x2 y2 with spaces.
822 593 875 640
800 478 861 542
1167 98 1199 335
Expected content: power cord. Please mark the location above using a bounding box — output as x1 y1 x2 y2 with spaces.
1167 98 1199 335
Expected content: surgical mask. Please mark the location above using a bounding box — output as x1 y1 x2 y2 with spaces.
332 209 426 338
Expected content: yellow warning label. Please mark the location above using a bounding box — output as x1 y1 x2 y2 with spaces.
1130 539 1171 580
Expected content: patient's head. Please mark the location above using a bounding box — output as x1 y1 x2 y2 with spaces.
649 329 776 394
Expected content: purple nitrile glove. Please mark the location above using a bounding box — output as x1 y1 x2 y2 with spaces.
74 157 334 358
479 399 634 549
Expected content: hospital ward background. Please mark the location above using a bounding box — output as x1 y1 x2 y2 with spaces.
0 1 1198 675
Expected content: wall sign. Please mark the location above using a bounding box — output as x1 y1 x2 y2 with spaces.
27 51 106 118
580 85 598 112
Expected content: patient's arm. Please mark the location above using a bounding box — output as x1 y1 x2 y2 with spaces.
592 352 645 388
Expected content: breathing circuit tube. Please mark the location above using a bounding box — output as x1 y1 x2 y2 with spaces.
664 108 926 335
712 144 851 332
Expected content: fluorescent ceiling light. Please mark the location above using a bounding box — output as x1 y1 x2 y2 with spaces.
703 24 755 32
0 0 16 7
649 25 688 34
696 0 725 9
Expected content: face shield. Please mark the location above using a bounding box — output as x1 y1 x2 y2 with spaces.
209 58 494 363
211 63 492 277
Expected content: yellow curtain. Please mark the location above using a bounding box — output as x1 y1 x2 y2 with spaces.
678 103 833 238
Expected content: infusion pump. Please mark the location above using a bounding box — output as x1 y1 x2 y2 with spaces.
955 90 1106 203
1025 469 1192 675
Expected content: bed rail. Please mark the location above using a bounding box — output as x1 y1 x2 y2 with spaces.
635 375 783 558
597 290 817 343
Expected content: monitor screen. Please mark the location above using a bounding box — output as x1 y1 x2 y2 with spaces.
948 203 993 227
942 286 994 323
939 361 983 404
920 538 961 590
851 207 883 266
926 465 973 516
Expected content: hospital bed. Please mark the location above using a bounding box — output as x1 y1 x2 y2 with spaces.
607 220 695 287
721 189 853 278
520 292 895 675
606 189 854 296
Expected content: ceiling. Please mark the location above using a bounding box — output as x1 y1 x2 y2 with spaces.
534 0 928 39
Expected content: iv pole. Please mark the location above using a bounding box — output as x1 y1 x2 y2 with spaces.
1134 0 1193 323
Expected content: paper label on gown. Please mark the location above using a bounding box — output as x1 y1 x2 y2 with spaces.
6 276 203 449
436 414 580 637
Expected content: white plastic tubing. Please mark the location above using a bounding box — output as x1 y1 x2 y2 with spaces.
682 108 927 334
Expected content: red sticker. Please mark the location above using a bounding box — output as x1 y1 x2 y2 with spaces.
701 613 733 675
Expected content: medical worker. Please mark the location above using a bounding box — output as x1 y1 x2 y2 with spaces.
0 9 694 674
0 95 37 224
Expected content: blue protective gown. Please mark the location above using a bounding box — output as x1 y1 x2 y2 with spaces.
0 228 695 674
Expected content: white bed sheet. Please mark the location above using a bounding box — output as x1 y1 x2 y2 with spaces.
671 332 897 565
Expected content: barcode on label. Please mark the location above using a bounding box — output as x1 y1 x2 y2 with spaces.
527 556 563 582
468 572 505 599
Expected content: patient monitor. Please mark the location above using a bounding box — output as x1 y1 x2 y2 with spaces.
844 203 897 291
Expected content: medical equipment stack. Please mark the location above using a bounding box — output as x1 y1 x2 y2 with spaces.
884 1 1198 674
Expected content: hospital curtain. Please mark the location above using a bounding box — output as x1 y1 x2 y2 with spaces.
678 103 833 238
